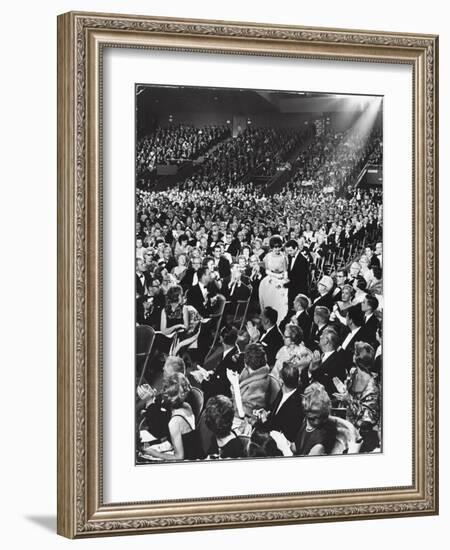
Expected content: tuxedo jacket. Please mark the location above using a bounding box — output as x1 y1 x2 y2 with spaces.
302 350 347 397
369 255 381 269
136 272 151 298
279 309 312 339
308 291 335 317
136 303 161 330
264 388 304 442
307 322 330 352
364 313 380 343
286 252 309 303
214 256 231 279
222 278 251 303
246 267 266 300
339 325 372 367
260 325 284 367
186 284 212 317
224 239 241 258
202 346 238 402
181 267 199 290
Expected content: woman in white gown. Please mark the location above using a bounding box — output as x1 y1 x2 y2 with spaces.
259 236 288 323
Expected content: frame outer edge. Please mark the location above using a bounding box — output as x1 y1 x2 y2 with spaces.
431 35 439 515
57 12 77 539
56 11 439 537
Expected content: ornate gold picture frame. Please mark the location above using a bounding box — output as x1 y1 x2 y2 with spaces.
57 11 438 538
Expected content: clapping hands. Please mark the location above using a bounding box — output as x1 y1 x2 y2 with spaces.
246 321 260 342
137 384 156 405
191 365 212 384
226 368 240 386
309 350 322 372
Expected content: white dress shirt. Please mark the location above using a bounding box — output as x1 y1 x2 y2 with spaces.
198 281 208 303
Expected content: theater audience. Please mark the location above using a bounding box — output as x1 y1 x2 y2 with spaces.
135 120 384 462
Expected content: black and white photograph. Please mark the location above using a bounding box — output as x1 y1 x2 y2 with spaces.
134 84 383 463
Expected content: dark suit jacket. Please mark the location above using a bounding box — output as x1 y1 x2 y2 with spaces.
339 325 372 367
307 350 347 396
263 388 304 442
308 291 335 317
222 279 251 303
280 309 312 338
286 252 309 306
307 322 330 352
224 239 241 258
363 313 380 344
136 272 151 298
202 346 239 402
181 267 199 290
260 325 284 367
186 284 212 317
246 268 265 302
370 255 381 269
214 256 231 279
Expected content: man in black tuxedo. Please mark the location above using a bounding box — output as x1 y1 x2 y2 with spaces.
301 328 347 396
136 258 151 299
280 293 312 336
259 361 304 442
136 293 161 330
201 326 239 402
307 306 331 352
365 245 381 270
212 244 231 279
259 307 284 367
223 231 241 258
332 269 350 302
222 264 251 303
181 256 203 290
339 305 370 369
284 240 309 310
308 275 335 316
361 293 381 346
186 267 216 317
245 255 265 308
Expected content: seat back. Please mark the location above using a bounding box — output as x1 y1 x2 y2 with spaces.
187 386 204 422
233 284 252 330
204 296 227 362
197 410 215 456
266 374 281 408
136 325 156 384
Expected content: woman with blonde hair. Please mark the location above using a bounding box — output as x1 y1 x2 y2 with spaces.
271 323 313 383
142 373 204 461
294 383 337 456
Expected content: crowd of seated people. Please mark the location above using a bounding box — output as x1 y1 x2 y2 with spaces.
287 126 382 195
135 158 383 461
136 124 230 180
178 126 305 192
